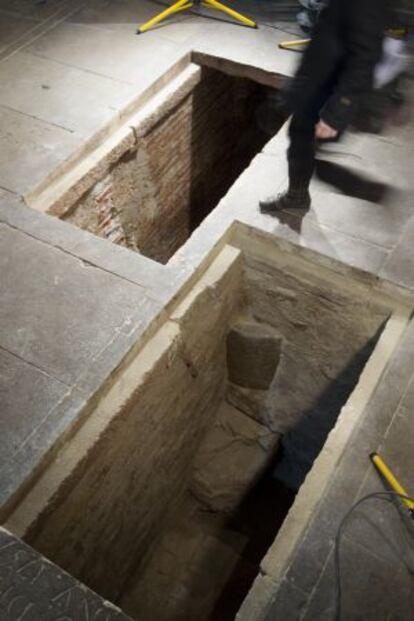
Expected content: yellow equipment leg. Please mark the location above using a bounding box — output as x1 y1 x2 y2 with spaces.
278 38 310 51
370 452 414 518
138 0 256 34
138 0 193 34
202 0 256 28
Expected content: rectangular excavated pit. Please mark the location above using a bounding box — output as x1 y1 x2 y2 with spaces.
4 231 410 621
54 61 283 264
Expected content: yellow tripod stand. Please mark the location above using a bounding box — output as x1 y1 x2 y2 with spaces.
137 0 257 34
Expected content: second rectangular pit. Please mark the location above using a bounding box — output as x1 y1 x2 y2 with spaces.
5 227 409 621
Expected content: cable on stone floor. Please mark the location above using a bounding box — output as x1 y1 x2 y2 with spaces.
334 491 414 621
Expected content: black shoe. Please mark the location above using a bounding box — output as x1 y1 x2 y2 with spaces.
259 190 311 213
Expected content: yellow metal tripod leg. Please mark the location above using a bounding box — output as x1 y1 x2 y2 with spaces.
370 452 414 517
202 0 256 28
138 0 193 34
278 38 310 50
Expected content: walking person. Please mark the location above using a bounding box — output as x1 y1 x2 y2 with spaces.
260 0 389 213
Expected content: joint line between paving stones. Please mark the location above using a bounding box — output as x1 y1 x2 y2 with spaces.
0 0 88 65
383 371 414 439
0 9 39 20
0 0 79 22
0 13 56 64
0 344 72 388
380 242 414 280
75 315 145 378
0 385 85 482
5 389 73 456
342 530 404 567
0 184 19 195
300 545 334 620
27 49 139 87
0 219 164 303
0 103 76 134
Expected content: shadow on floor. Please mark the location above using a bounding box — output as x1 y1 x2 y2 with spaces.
264 157 394 237
315 159 391 204
275 207 309 234
274 321 387 490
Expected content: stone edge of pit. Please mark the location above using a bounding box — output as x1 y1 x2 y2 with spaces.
23 52 285 220
24 53 194 217
2 244 243 537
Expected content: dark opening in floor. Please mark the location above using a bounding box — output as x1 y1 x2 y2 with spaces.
208 467 296 621
64 65 284 263
25 242 391 621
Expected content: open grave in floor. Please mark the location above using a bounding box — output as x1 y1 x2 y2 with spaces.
5 225 409 621
27 55 284 264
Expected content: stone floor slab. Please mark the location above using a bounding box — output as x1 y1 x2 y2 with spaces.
0 0 71 20
0 348 89 509
0 187 18 201
224 155 390 275
251 206 390 275
0 528 132 620
301 536 413 621
0 347 70 468
345 467 414 569
0 199 174 301
320 132 414 193
0 105 80 194
0 223 162 386
264 578 309 621
68 0 193 35
143 15 207 45
192 19 296 78
27 20 185 86
0 390 89 511
0 10 38 54
287 192 407 250
0 51 136 135
380 214 414 290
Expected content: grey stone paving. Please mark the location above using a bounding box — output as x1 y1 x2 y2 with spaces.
0 224 162 386
259 319 414 621
381 214 414 290
0 105 80 194
0 51 137 135
0 217 165 509
0 1 413 619
0 0 299 195
0 527 133 621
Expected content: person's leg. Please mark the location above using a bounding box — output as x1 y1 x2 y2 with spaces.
288 111 317 194
260 87 327 212
260 110 317 212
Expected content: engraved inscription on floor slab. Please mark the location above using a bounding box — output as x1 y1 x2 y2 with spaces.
0 528 132 621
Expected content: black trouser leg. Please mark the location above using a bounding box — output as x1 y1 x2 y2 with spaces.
259 90 334 213
287 110 319 196
259 109 316 212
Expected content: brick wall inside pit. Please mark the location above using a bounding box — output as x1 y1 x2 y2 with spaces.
66 68 280 264
24 248 244 604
